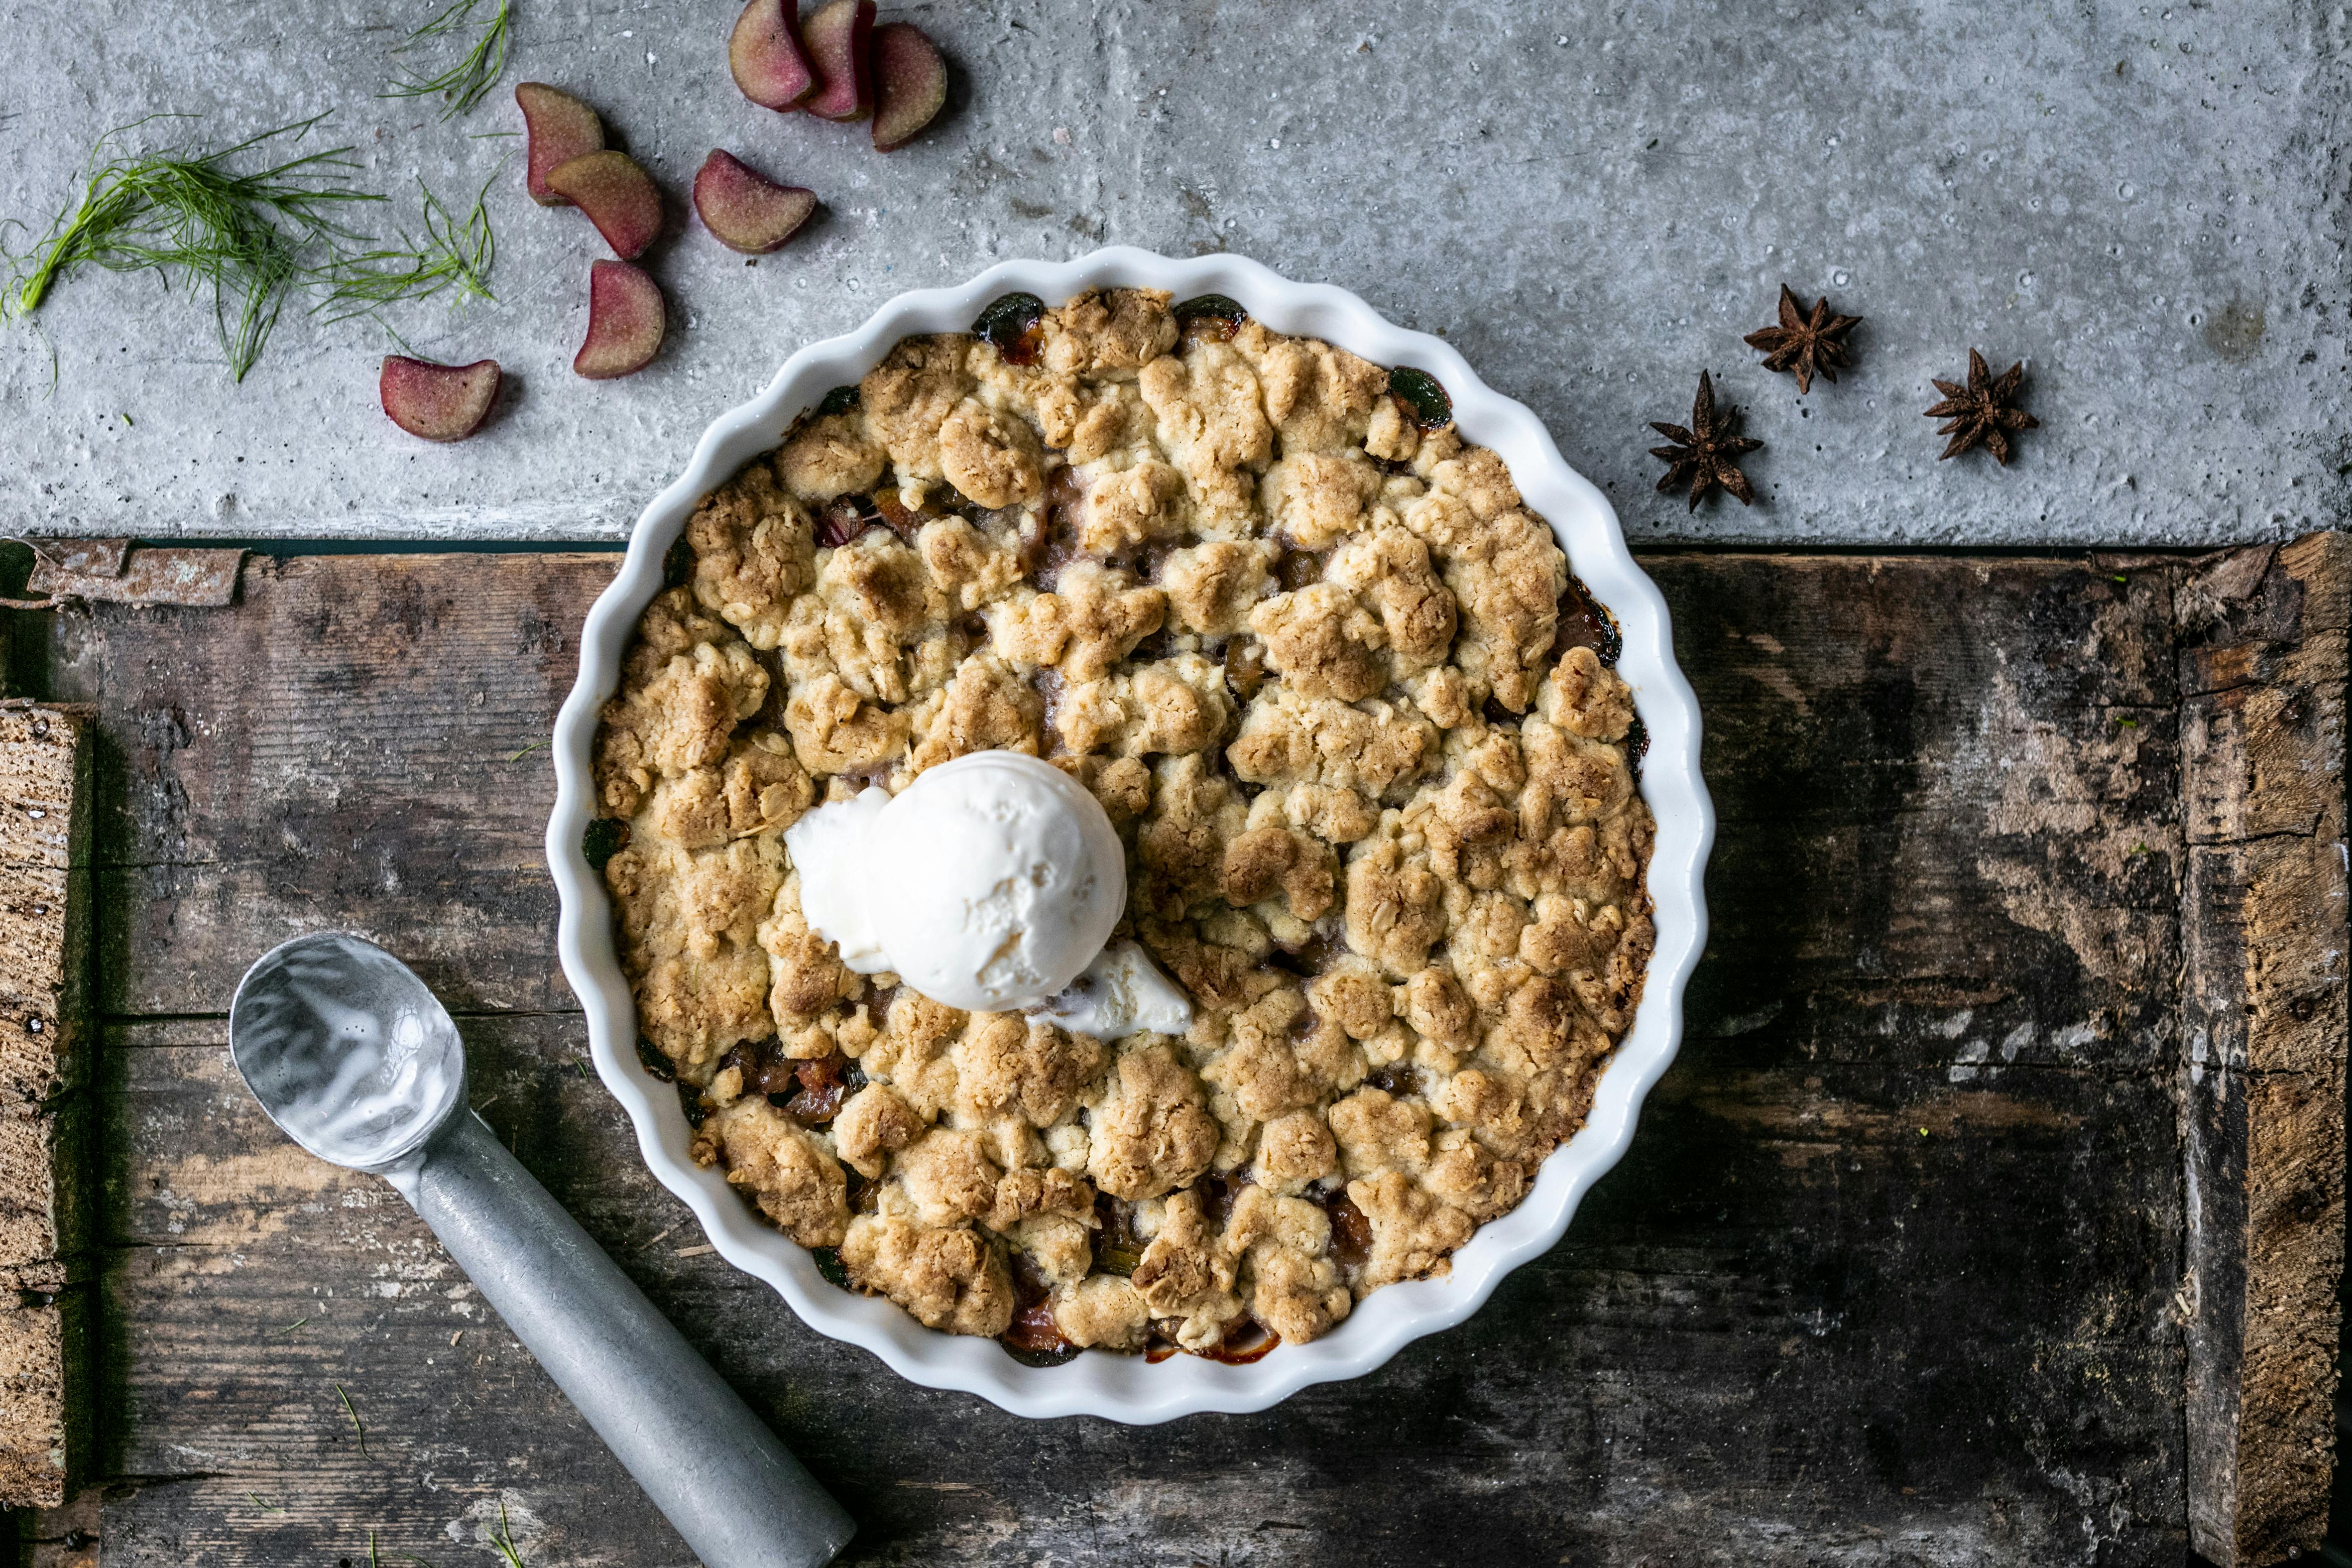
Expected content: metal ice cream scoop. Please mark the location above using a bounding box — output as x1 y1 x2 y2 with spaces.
229 931 855 1568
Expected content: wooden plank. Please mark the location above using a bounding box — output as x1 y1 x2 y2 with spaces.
44 553 614 1016
1676 553 2181 1078
31 550 2217 1565
20 543 244 610
0 703 92 1509
2178 534 2350 1566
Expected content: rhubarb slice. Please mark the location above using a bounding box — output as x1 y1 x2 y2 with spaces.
693 151 818 253
575 260 666 379
801 0 875 121
729 0 816 110
380 357 501 442
516 84 606 207
870 23 946 151
545 150 664 260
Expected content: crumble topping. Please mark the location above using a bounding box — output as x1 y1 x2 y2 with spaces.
594 287 1655 1363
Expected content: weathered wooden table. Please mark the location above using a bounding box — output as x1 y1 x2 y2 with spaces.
5 536 2344 1567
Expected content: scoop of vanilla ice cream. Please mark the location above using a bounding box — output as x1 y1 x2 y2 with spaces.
785 752 1127 1013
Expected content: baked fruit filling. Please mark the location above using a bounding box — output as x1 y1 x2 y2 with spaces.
592 287 1655 1363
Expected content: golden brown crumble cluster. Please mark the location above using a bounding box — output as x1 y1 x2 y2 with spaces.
592 288 1654 1361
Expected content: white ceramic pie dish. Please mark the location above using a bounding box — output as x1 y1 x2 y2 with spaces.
546 245 1715 1423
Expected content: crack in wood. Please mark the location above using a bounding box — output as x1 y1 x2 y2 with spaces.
2178 533 2348 1568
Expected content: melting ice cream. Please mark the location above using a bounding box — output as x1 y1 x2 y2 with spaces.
787 751 1177 1023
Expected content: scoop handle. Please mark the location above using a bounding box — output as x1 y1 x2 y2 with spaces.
389 1110 855 1568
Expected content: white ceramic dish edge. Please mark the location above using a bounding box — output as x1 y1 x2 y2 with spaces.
546 246 1716 1424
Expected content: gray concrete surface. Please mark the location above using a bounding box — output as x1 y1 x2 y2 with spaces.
0 0 2344 546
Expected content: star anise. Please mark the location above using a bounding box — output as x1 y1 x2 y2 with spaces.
1924 349 2038 465
1743 284 1861 395
1650 370 1762 510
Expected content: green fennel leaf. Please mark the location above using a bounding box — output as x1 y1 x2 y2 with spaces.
317 162 503 322
336 1381 371 1459
1 115 379 380
382 0 513 120
490 1498 528 1566
2 117 503 382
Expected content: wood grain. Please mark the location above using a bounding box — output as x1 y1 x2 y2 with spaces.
2179 535 2350 1566
15 544 2342 1566
0 703 92 1509
63 553 605 1017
